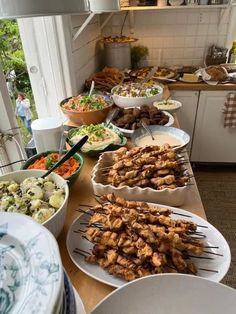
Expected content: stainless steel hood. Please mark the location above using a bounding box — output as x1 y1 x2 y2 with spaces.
89 0 121 12
0 0 90 19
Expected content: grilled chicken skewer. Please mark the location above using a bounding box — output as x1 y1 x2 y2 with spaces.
79 194 206 281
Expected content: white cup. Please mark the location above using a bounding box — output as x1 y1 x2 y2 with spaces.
31 117 63 153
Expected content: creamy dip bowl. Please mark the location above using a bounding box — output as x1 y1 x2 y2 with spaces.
131 125 190 151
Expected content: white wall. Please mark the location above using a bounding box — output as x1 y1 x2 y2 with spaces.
71 14 103 92
101 8 231 67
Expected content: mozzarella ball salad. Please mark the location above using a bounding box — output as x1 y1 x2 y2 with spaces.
62 95 110 112
112 82 160 98
0 177 65 224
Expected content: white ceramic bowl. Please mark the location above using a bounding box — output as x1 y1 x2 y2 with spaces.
111 84 163 108
91 152 189 206
131 125 190 152
153 99 182 113
111 110 174 138
91 274 236 314
0 169 69 238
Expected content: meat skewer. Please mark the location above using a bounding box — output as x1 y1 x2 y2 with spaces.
75 194 217 281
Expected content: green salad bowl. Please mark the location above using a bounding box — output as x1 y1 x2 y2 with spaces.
67 123 127 157
21 150 84 185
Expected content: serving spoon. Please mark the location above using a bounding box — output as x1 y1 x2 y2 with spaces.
88 80 95 97
41 135 88 178
105 107 120 127
141 120 155 141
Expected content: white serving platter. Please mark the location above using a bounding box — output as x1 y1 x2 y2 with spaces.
91 274 236 314
66 205 231 288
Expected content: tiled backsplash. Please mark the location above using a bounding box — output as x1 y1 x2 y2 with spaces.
71 15 102 91
102 8 230 67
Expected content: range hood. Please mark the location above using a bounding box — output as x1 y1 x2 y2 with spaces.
0 0 90 19
0 0 122 19
89 0 120 12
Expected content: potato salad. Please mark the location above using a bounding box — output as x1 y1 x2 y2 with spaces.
0 177 65 224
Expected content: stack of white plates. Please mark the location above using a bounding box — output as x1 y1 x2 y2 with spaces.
0 212 85 314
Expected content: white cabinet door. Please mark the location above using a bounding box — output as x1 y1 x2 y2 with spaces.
191 91 236 163
171 90 199 156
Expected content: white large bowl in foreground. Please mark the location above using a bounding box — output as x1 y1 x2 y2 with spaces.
111 84 163 108
91 274 236 314
0 169 69 238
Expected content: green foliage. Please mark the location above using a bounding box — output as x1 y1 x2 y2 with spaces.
131 45 149 69
0 19 32 97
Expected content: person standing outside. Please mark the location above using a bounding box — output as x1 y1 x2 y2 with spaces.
15 92 33 135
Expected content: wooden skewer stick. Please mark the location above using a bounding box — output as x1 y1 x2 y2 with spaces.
203 251 223 257
74 229 86 234
204 246 219 249
199 268 219 273
74 248 91 255
189 235 206 240
76 209 93 216
73 250 87 258
172 212 192 218
197 224 208 229
188 255 214 260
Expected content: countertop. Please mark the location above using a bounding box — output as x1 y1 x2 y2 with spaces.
167 81 236 91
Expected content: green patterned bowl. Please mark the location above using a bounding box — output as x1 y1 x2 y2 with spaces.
21 150 83 185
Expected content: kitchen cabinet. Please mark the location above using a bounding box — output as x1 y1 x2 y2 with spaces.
191 90 236 163
171 90 199 156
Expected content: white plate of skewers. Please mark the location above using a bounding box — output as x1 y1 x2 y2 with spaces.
66 198 231 288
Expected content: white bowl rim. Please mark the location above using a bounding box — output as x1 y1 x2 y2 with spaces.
111 84 163 99
132 125 190 149
0 169 69 226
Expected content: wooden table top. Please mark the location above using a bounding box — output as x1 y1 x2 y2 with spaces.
61 88 205 312
57 143 206 313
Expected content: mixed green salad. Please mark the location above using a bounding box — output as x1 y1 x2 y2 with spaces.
63 95 110 112
113 82 160 98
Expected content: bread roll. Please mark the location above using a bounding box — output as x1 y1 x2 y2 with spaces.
205 66 228 81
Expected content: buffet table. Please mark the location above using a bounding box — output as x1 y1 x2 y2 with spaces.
57 141 206 313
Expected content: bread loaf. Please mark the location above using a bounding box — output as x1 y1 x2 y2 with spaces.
205 66 228 81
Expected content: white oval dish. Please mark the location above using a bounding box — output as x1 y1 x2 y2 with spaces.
153 99 182 113
91 274 236 314
66 206 231 288
111 84 163 108
111 110 174 138
0 169 69 238
91 151 188 206
0 212 64 314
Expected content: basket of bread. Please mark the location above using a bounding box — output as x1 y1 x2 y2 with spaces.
85 67 124 92
204 65 228 82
